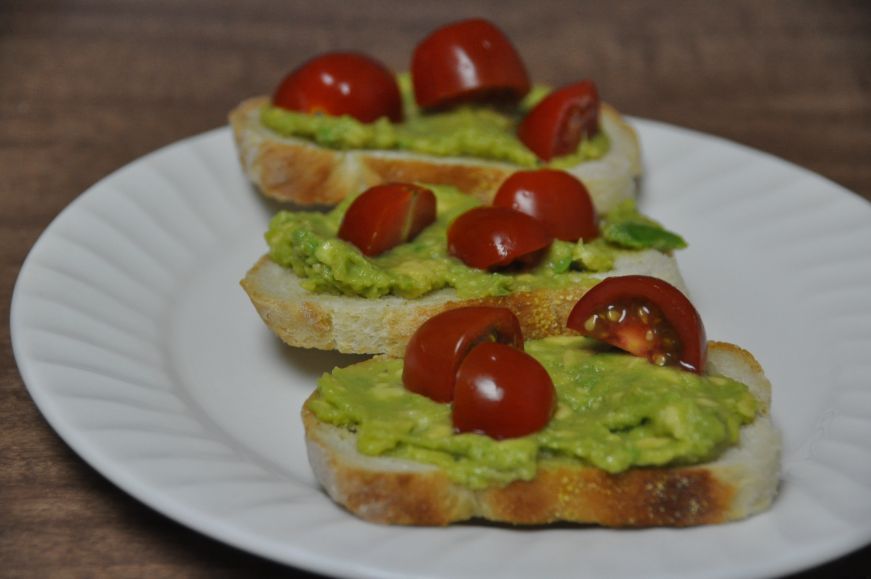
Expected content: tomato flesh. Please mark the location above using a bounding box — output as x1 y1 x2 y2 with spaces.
447 206 553 270
412 18 530 109
273 52 403 123
567 275 707 372
517 80 600 162
403 306 523 403
338 183 436 256
452 343 555 439
493 169 599 242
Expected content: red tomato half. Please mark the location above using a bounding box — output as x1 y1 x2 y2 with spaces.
338 183 436 256
273 52 403 123
411 19 530 109
493 169 599 242
517 80 600 162
403 307 523 403
447 206 553 270
566 275 707 373
452 343 555 439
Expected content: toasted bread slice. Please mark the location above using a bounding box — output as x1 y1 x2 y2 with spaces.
303 341 781 527
241 249 685 357
229 97 641 211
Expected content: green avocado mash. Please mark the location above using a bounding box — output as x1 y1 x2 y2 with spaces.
266 185 685 299
307 336 759 490
260 77 609 167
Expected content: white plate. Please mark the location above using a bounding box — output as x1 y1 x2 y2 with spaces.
11 121 871 579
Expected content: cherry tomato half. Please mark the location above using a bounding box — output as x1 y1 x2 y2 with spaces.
403 307 523 403
493 169 599 242
273 52 403 123
517 80 600 162
411 18 530 109
447 206 553 270
566 275 707 373
452 342 555 439
338 183 436 256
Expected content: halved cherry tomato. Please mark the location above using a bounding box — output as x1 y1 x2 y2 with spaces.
273 52 403 123
411 19 530 109
566 275 707 373
447 206 553 270
517 80 600 162
452 342 555 439
338 183 436 256
493 169 599 242
403 307 523 403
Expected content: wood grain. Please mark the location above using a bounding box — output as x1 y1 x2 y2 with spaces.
2 1 869 577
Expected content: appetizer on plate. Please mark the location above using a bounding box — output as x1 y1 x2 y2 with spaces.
303 278 782 527
242 173 687 355
230 18 640 212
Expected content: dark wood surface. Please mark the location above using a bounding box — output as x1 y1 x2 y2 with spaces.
2 1 870 577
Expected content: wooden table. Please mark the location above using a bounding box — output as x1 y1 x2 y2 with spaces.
2 1 869 577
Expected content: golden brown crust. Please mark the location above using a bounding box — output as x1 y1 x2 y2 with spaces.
241 253 685 356
229 97 641 209
303 407 476 525
362 157 505 203
255 140 347 206
478 465 733 527
313 441 735 528
230 97 355 205
240 265 588 355
325 465 472 526
707 340 766 376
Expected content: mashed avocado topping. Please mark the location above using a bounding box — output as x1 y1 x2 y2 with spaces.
266 185 685 300
307 336 759 490
259 77 610 167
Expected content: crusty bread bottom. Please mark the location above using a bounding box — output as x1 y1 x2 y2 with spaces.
229 97 642 212
303 342 781 527
241 250 686 357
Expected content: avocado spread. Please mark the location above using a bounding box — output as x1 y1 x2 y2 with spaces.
266 185 686 299
259 77 609 167
307 336 759 490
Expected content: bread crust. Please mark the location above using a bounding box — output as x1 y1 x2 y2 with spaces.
229 97 641 211
303 342 781 527
241 250 686 357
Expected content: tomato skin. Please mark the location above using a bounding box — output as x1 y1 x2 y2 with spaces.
338 183 436 256
517 80 600 162
403 307 523 403
273 52 403 123
447 206 553 270
566 275 707 373
493 169 599 242
452 343 555 439
412 19 530 109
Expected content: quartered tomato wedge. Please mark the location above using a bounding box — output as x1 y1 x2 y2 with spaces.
447 206 553 270
411 18 530 109
273 52 403 123
452 342 555 439
338 183 436 256
493 169 599 242
403 307 523 403
567 275 707 372
517 80 600 162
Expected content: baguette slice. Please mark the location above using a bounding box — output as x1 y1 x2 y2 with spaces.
303 341 781 527
229 97 641 212
241 249 685 357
